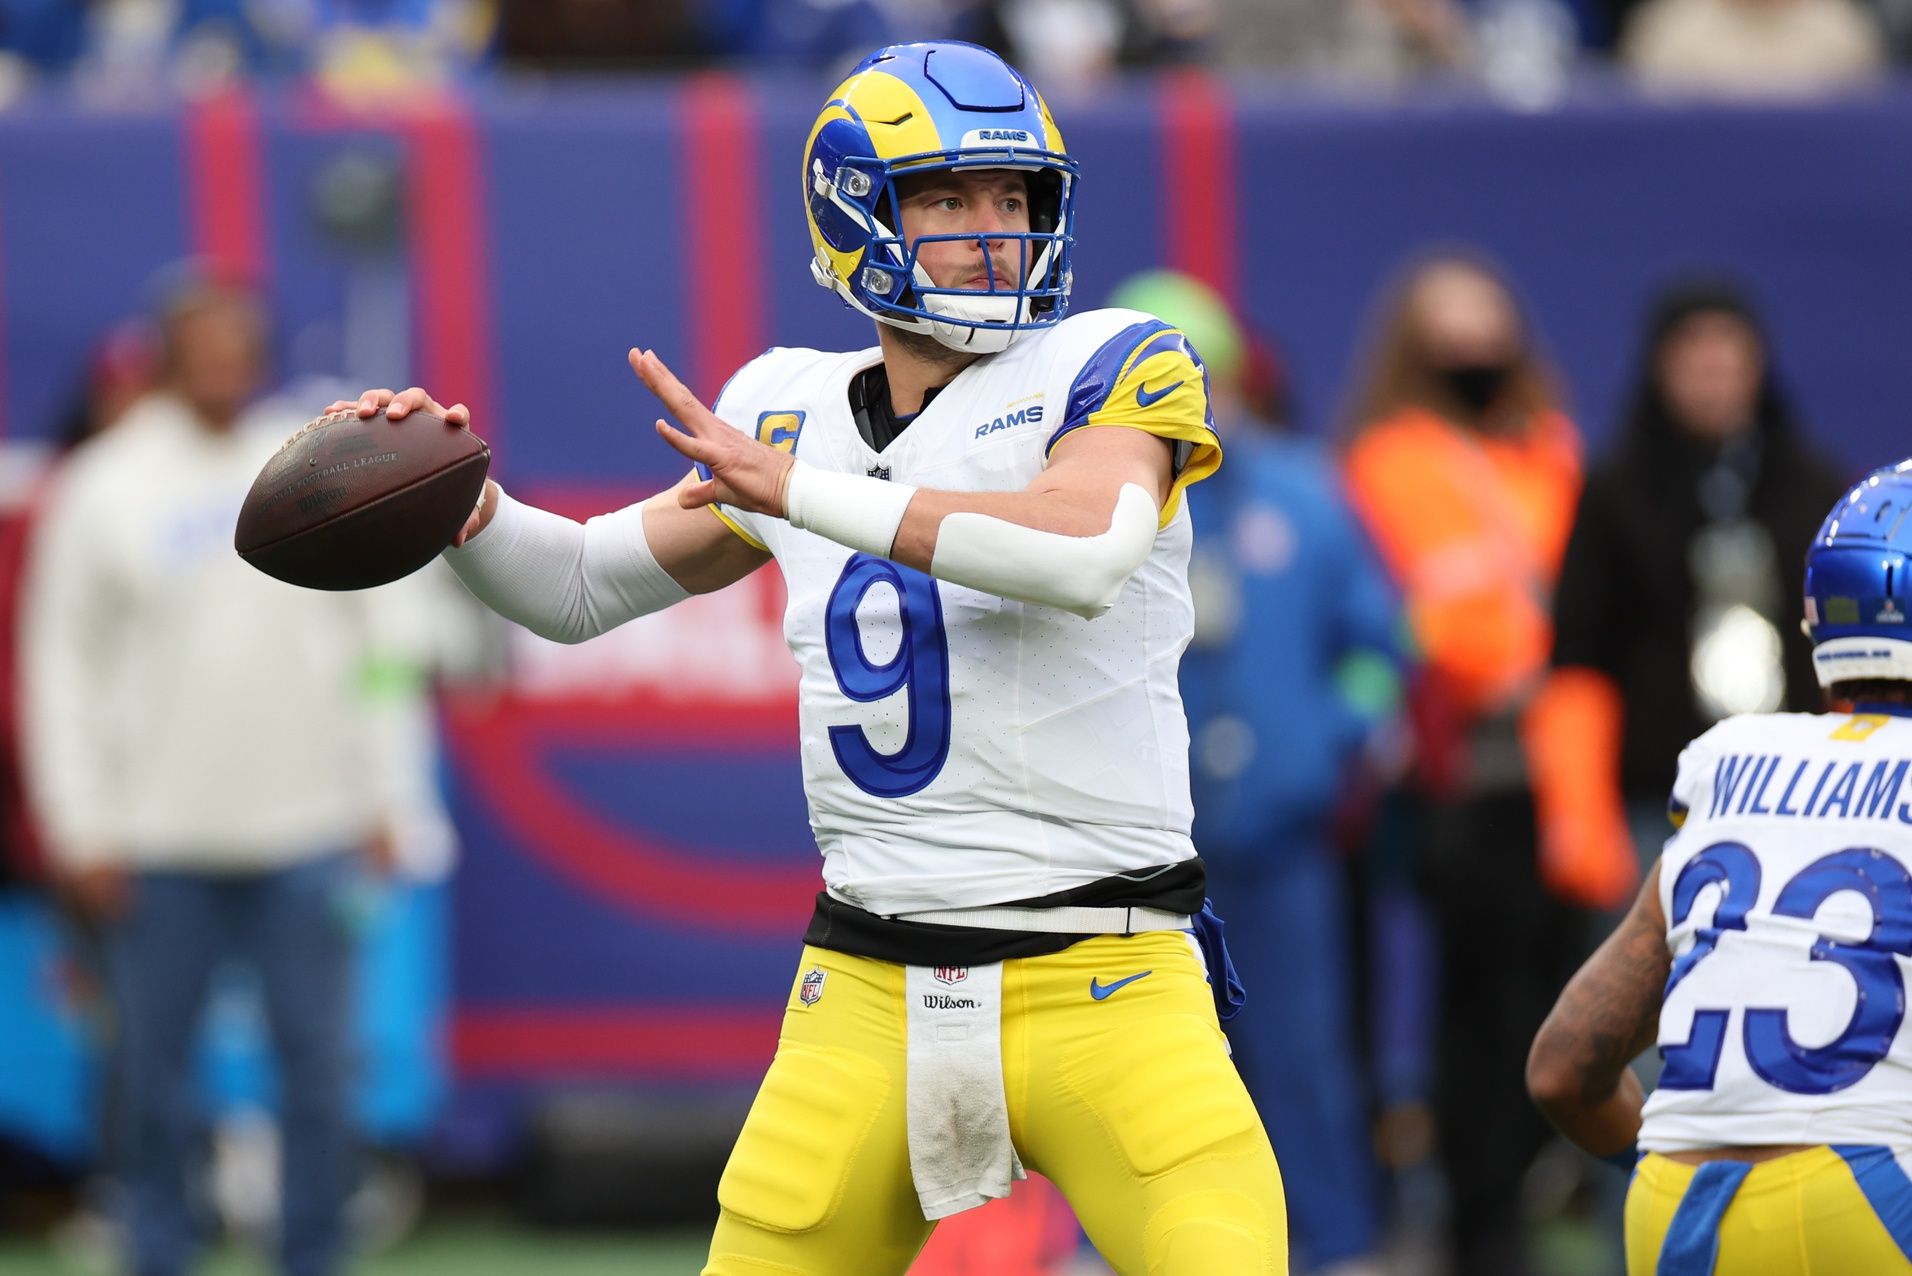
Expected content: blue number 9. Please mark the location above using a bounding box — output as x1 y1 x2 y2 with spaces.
1745 848 1912 1095
824 554 953 798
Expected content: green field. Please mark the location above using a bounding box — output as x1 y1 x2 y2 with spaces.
0 1219 714 1276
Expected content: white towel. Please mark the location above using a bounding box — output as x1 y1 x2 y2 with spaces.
904 961 1026 1219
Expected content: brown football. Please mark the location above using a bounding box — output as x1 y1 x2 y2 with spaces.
234 409 490 591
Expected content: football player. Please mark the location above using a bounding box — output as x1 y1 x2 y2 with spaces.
328 41 1286 1276
1527 462 1912 1275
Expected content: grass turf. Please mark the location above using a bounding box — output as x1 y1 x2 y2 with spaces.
0 1218 713 1276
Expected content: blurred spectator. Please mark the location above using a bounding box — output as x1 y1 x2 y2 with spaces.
1527 278 1850 917
64 0 491 100
972 0 1211 84
1868 0 1912 58
1204 0 1471 80
0 0 88 77
19 275 414 1276
1128 270 1406 1276
55 320 159 454
499 0 703 69
1341 250 1585 1276
1620 0 1885 93
698 0 897 69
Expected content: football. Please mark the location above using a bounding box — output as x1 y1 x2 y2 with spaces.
234 408 490 591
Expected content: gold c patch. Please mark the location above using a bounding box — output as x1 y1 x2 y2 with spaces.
756 412 806 453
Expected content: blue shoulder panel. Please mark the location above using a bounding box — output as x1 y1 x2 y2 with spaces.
1047 318 1176 451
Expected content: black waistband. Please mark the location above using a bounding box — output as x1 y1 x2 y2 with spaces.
800 857 1207 966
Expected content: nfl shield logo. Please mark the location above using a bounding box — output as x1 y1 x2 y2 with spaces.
932 966 968 986
799 967 826 1006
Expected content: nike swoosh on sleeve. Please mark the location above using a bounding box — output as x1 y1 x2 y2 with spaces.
1135 379 1183 408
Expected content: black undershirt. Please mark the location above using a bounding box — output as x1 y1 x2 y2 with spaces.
849 362 943 453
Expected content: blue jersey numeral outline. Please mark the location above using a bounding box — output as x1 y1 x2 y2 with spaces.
1660 841 1912 1096
822 553 953 798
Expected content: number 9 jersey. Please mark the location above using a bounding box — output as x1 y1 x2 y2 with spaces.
701 308 1221 919
1640 707 1912 1153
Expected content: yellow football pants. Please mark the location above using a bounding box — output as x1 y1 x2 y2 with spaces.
702 930 1287 1275
1627 1147 1912 1275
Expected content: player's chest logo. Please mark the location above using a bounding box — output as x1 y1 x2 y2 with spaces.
932 965 968 986
799 966 827 1006
972 396 1045 440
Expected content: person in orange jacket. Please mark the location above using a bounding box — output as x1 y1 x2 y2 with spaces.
1342 249 1586 1276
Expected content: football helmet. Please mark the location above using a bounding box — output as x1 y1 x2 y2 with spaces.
1804 460 1912 688
803 41 1078 354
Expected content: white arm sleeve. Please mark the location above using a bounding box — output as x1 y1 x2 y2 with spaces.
930 482 1160 620
442 488 689 644
784 463 1159 620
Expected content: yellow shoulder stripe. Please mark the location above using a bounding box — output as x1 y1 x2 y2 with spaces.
1082 344 1222 526
708 504 769 552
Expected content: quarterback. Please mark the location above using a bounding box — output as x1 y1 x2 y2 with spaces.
1528 463 1912 1275
331 41 1285 1276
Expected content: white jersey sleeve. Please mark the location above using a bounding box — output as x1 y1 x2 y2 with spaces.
1640 709 1912 1153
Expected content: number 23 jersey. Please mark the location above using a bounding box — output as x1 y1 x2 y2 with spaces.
704 308 1221 918
1640 708 1912 1152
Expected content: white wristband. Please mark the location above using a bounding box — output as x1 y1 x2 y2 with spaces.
784 460 918 557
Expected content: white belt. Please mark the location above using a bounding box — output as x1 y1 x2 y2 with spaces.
892 904 1192 934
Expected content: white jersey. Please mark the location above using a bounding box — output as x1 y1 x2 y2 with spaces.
1639 708 1912 1152
705 308 1221 917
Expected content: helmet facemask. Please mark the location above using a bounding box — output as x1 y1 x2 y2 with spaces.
810 151 1077 355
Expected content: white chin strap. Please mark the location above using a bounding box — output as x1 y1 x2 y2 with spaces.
1813 635 1912 688
922 291 1025 354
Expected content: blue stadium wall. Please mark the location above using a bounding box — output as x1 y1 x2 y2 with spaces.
4 75 1908 1163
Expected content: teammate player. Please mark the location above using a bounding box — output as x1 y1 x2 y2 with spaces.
328 41 1285 1276
1527 462 1912 1274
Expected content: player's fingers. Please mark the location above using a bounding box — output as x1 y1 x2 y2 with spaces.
654 417 716 463
450 491 482 548
355 388 396 417
445 402 471 428
630 348 714 436
677 478 719 510
387 387 439 420
324 399 354 415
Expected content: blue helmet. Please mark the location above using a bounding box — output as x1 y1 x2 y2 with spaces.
802 42 1079 354
1804 460 1912 689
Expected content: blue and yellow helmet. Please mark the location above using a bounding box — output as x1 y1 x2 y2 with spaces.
1805 460 1912 689
804 42 1078 354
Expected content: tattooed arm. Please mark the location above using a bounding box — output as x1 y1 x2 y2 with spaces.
1526 859 1670 1157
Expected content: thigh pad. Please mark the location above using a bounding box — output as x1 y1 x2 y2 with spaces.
716 1042 891 1235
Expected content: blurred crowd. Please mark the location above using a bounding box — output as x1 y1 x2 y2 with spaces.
2 0 1911 102
0 234 1855 1276
1118 251 1849 1275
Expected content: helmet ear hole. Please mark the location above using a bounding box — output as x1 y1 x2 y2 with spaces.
1027 169 1065 236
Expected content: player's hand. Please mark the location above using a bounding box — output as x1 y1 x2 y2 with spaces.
59 862 132 924
322 386 472 428
452 479 500 548
629 348 795 518
362 826 401 878
322 389 493 545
